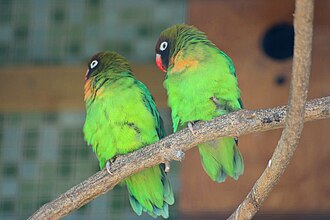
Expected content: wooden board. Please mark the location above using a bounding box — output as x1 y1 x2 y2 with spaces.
180 0 330 215
0 65 167 111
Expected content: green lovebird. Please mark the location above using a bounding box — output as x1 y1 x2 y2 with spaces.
155 24 244 183
83 51 174 218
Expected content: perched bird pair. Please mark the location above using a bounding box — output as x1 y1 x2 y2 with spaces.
83 24 244 218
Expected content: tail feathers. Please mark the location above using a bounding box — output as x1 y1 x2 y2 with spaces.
216 168 227 183
129 195 143 216
198 137 244 183
128 195 169 218
126 165 174 218
162 166 175 206
233 145 244 180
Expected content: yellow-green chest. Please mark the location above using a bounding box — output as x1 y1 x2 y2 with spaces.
83 78 158 167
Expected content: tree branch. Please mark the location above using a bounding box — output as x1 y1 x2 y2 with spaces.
28 96 329 220
227 0 314 219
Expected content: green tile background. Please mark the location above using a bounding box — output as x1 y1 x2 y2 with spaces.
0 0 186 65
0 112 180 219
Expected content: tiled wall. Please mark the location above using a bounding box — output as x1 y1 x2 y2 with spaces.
0 112 180 219
0 0 186 65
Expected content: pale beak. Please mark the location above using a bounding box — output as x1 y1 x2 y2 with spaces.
85 69 89 80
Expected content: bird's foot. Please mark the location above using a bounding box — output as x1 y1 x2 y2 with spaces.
188 122 196 136
106 158 116 175
162 149 185 173
165 161 171 173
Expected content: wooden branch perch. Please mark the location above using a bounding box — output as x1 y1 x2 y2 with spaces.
228 0 314 219
28 96 330 220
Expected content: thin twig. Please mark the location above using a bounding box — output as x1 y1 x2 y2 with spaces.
227 0 314 219
28 96 329 220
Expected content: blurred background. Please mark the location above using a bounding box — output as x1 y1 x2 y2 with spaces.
0 0 329 219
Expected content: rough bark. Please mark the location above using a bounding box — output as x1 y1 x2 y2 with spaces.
227 0 314 219
28 96 329 220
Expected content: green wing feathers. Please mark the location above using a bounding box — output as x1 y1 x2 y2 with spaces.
127 79 174 218
197 50 244 182
137 80 166 139
198 137 244 182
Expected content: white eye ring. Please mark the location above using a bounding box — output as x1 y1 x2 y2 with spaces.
159 41 168 51
90 60 98 69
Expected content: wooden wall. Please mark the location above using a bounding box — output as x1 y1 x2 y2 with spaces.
0 65 167 111
180 0 330 217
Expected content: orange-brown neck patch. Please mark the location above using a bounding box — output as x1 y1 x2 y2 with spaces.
170 52 199 73
84 79 105 101
84 79 93 101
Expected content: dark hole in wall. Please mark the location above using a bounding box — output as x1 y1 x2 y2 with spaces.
262 23 294 60
275 74 287 86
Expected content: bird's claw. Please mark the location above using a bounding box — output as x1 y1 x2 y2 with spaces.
165 161 171 173
106 158 115 175
188 122 196 136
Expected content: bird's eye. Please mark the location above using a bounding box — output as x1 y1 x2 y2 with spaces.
90 60 98 69
159 41 168 51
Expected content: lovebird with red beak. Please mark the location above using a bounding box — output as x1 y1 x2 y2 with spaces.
155 24 244 183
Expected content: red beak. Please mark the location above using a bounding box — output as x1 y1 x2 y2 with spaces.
156 54 167 73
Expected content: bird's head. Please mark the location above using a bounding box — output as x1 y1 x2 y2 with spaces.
85 51 131 80
155 24 209 73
